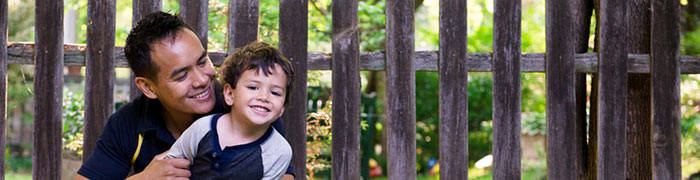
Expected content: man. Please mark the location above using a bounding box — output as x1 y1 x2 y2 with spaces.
75 12 294 180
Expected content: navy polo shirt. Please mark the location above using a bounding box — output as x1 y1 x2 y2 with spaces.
78 84 293 180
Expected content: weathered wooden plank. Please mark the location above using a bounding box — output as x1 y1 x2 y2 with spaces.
228 0 259 51
597 0 627 178
84 0 116 162
651 0 681 179
6 43 700 73
626 0 652 178
545 0 577 178
439 0 469 178
0 0 7 177
279 0 308 178
331 0 360 178
179 0 208 50
572 0 593 178
492 0 521 178
131 0 161 100
385 0 416 179
34 0 63 179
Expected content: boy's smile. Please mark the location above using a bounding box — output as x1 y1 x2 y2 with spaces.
225 64 288 126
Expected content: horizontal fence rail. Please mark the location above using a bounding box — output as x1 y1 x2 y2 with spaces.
7 43 700 73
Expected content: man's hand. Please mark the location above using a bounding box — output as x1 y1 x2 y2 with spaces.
126 151 191 180
281 174 294 180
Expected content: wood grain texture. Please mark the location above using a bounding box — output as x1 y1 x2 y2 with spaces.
597 0 627 178
179 0 208 50
651 0 681 179
6 43 700 73
626 0 652 178
131 0 161 100
385 0 416 179
545 0 578 178
228 0 259 51
572 0 593 178
0 0 7 177
84 0 116 162
279 0 308 178
331 0 361 179
439 0 469 178
492 0 521 179
33 0 63 179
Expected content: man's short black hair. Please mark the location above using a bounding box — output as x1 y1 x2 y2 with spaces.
125 11 197 81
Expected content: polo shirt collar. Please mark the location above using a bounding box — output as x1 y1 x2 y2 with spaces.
134 95 176 144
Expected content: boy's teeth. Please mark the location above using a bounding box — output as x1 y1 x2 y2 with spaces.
253 107 269 112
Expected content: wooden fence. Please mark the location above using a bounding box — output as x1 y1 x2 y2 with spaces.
1 0 698 179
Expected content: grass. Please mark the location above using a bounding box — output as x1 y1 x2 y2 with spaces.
5 171 31 180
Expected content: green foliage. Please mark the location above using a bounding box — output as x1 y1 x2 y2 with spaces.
522 111 546 135
62 89 85 157
682 28 700 56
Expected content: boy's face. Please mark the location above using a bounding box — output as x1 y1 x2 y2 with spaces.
141 29 217 116
224 64 288 126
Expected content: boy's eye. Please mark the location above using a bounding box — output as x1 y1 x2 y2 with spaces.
271 91 282 96
247 86 257 90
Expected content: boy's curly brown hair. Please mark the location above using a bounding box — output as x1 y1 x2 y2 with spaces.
219 41 295 106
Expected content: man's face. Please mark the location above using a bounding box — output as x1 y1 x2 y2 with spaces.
148 29 216 116
225 64 288 126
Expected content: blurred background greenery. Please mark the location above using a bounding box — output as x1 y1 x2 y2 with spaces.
5 0 700 179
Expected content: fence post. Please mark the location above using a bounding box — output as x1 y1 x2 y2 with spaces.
385 0 416 179
545 0 578 178
0 0 7 177
280 0 309 178
439 0 469 178
651 0 681 178
331 0 361 178
84 0 116 161
492 0 521 178
180 0 208 50
34 0 63 179
228 0 259 51
597 0 628 178
130 0 161 100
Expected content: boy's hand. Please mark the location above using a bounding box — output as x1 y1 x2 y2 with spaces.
127 151 191 180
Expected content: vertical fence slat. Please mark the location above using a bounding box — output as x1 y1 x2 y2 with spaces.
545 0 577 178
385 0 416 179
626 0 653 178
651 0 681 178
84 0 116 161
439 0 469 178
180 0 208 50
280 0 308 178
597 0 627 178
572 0 594 178
331 0 360 178
0 0 7 177
34 0 63 179
131 0 161 100
492 0 521 178
228 0 259 51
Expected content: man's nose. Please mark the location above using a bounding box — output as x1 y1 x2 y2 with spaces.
192 67 210 87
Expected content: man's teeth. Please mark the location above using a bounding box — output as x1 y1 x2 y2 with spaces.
193 90 207 98
253 107 269 112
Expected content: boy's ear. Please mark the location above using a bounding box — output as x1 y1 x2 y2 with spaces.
223 83 234 106
135 77 158 99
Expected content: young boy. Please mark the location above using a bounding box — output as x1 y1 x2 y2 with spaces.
165 41 295 179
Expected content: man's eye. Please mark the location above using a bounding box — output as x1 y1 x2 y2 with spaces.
197 60 207 66
176 73 187 81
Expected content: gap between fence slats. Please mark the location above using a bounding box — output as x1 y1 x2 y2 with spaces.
84 0 116 161
279 0 308 178
33 0 64 179
651 0 682 179
597 0 628 178
331 0 361 178
439 0 469 178
492 0 521 178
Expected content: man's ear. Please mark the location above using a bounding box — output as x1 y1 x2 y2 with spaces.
223 83 234 106
135 77 158 99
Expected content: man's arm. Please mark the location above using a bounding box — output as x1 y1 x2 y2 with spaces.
75 152 191 180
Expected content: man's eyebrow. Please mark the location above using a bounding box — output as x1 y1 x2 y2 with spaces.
169 51 207 79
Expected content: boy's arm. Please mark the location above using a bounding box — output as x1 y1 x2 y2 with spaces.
165 115 213 161
269 117 296 177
